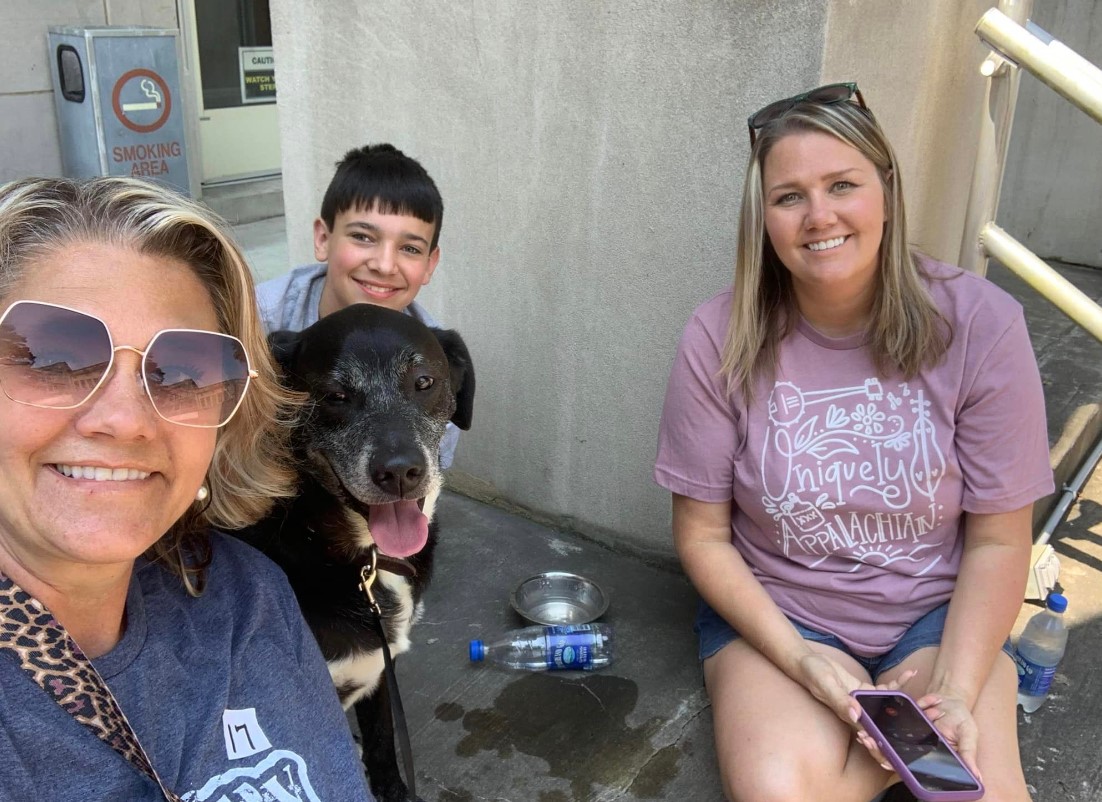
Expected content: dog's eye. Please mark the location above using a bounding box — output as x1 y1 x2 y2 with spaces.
415 376 434 391
327 391 349 404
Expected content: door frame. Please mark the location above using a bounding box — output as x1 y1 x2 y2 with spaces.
174 0 204 197
175 0 281 187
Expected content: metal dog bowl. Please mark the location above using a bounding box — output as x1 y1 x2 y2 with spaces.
510 572 609 626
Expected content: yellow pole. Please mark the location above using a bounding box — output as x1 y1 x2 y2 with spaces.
976 8 1102 125
981 223 1102 344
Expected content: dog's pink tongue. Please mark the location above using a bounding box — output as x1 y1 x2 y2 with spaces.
369 500 429 558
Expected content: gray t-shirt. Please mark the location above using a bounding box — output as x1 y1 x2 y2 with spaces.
0 534 375 802
257 263 460 469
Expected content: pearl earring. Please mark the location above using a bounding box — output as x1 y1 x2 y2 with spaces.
196 485 209 502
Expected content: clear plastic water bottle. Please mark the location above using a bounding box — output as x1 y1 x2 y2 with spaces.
469 623 614 671
1014 592 1069 713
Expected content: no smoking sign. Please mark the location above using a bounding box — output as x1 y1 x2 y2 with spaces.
111 68 172 133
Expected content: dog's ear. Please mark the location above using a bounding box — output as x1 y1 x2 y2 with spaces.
267 329 303 373
431 327 475 430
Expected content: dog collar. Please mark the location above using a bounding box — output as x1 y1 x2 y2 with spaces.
303 525 419 578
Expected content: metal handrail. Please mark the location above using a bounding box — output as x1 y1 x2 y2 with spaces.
976 8 1102 124
960 2 1102 344
980 223 1102 342
958 1 1030 276
961 3 1102 554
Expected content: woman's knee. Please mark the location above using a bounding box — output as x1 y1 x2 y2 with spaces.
715 732 890 802
721 760 815 802
720 759 885 802
706 640 883 801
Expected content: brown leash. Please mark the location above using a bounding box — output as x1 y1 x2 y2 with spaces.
357 545 417 799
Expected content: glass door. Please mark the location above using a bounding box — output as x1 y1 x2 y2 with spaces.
185 0 281 183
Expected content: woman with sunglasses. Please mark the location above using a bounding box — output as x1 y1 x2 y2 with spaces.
656 85 1051 800
0 177 375 801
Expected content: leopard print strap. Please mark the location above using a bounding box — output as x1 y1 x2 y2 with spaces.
0 572 183 802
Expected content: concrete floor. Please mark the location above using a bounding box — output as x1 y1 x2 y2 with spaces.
235 216 1102 801
993 259 1102 802
1016 467 1102 802
232 213 290 284
399 490 715 801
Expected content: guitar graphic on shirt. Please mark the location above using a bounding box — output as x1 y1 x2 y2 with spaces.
768 378 884 427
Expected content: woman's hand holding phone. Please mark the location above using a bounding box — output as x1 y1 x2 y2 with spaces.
915 687 982 783
796 651 872 725
848 669 921 771
851 690 985 801
849 679 982 783
796 651 917 736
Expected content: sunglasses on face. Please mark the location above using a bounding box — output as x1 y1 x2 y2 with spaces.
747 82 867 144
0 300 257 428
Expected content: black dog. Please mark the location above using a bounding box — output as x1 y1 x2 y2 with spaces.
237 304 474 802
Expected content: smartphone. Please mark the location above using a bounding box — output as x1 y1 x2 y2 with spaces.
851 690 984 802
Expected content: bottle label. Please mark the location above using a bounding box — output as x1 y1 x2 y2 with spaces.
1014 650 1057 696
544 626 598 669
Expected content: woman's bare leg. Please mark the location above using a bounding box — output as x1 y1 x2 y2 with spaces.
704 638 894 802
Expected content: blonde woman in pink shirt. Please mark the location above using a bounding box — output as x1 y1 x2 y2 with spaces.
655 84 1053 801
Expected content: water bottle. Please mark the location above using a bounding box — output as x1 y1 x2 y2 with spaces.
1014 592 1069 713
469 623 614 671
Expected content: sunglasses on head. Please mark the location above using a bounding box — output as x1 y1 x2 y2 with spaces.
747 82 867 145
0 300 256 428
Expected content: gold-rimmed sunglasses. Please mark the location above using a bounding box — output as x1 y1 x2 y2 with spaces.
0 299 257 428
747 82 868 145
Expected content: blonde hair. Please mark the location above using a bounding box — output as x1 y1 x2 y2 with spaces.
721 99 950 401
0 176 300 594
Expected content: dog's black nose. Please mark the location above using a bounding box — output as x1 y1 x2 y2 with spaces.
371 451 426 497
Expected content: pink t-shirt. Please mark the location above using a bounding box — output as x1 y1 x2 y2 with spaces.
655 260 1054 655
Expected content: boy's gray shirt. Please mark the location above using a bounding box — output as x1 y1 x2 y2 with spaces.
256 263 460 468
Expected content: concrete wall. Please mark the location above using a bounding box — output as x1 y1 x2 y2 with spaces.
823 1 991 263
0 0 177 185
271 0 995 558
997 1 1102 267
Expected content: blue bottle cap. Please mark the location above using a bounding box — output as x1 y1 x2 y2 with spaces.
469 640 485 662
1047 593 1068 613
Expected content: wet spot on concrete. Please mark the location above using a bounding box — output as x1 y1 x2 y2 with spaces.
435 701 465 722
457 706 514 759
436 787 474 802
626 743 681 798
456 673 664 799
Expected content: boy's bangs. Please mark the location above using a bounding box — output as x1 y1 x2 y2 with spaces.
360 193 438 227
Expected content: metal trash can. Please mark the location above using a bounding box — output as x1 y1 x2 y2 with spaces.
47 26 191 196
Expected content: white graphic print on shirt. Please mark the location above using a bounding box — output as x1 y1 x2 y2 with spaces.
183 749 323 802
762 378 946 572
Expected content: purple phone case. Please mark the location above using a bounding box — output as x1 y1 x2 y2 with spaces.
851 690 984 802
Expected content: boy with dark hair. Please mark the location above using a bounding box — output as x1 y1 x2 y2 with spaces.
257 143 460 467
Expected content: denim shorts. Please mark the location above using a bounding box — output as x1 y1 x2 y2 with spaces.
695 599 1014 681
